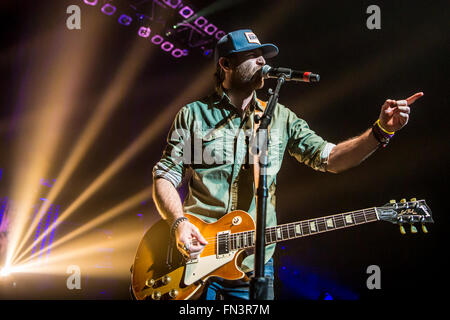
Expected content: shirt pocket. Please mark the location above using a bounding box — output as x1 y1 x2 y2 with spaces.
199 129 234 165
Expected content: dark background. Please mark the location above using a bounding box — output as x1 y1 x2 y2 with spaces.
0 0 448 302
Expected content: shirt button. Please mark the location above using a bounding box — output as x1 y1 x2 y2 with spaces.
231 206 236 210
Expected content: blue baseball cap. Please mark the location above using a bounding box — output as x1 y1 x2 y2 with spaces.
214 29 278 62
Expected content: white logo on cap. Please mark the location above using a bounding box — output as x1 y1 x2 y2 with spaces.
244 32 261 44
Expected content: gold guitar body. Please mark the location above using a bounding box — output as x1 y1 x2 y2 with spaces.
130 210 255 300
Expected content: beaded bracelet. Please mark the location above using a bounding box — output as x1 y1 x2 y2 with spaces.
372 119 395 148
170 217 188 238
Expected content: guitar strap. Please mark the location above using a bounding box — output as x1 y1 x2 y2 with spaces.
252 99 269 193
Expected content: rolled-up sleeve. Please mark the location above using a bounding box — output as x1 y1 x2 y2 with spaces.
286 109 335 172
153 106 192 188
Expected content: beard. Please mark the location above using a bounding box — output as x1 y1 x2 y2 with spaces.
230 62 264 91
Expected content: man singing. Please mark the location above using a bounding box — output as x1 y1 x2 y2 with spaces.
152 29 423 300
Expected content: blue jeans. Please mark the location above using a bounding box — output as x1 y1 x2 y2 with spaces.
201 258 275 300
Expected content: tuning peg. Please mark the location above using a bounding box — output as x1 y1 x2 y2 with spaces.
389 199 396 204
400 198 406 203
410 224 418 234
169 289 179 299
151 291 162 300
161 275 171 285
145 278 155 287
399 224 406 235
421 224 428 233
410 197 417 202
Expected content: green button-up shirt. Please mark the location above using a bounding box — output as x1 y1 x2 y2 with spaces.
153 87 335 272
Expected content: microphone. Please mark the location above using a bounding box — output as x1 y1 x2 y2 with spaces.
261 65 320 82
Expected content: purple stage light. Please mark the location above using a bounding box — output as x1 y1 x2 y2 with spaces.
194 16 208 28
179 6 194 19
161 41 174 52
204 23 218 36
171 48 185 58
151 35 164 45
38 204 53 260
138 26 151 38
215 30 226 40
101 3 116 16
118 14 132 26
84 0 98 6
46 205 59 260
203 49 213 57
162 0 181 9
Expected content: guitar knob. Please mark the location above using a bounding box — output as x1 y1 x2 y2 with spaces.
389 199 396 204
169 289 179 299
399 224 406 235
151 291 162 300
421 224 428 234
161 275 171 285
400 198 406 203
410 198 417 202
145 278 155 287
410 224 418 234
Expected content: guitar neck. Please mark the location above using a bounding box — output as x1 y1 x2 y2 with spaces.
229 207 379 250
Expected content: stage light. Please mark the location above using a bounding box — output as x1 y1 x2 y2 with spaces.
10 40 154 266
118 14 132 26
203 23 218 36
16 186 153 267
171 48 186 58
194 16 208 28
162 0 181 9
138 26 151 38
100 3 116 16
83 0 98 6
203 49 213 57
323 292 333 300
161 41 174 52
4 23 108 269
215 30 226 40
151 35 164 45
179 6 194 19
0 266 11 277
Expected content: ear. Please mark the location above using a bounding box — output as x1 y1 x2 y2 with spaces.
218 57 231 71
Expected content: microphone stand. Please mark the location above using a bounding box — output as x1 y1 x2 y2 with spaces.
249 74 286 300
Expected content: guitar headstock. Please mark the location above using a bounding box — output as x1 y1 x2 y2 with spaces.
376 198 434 234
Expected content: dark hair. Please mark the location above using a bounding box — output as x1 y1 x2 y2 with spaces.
214 61 225 89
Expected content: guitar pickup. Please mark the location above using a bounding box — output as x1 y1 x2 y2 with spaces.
216 230 232 259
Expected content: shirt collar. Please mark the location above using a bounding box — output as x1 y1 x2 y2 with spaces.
214 86 265 113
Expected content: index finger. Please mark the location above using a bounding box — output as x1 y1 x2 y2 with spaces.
405 92 424 105
192 228 208 245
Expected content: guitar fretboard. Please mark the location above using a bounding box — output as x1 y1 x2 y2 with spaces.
229 207 378 251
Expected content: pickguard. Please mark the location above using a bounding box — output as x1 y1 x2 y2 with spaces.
183 252 236 285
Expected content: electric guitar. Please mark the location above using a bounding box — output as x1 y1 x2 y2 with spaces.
130 198 433 300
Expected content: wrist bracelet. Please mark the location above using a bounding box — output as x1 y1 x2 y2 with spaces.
170 217 188 238
372 120 394 148
376 119 396 135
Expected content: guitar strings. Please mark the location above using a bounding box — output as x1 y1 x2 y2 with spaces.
181 208 377 255
186 207 377 244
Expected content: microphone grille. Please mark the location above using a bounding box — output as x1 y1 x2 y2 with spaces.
261 65 271 78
